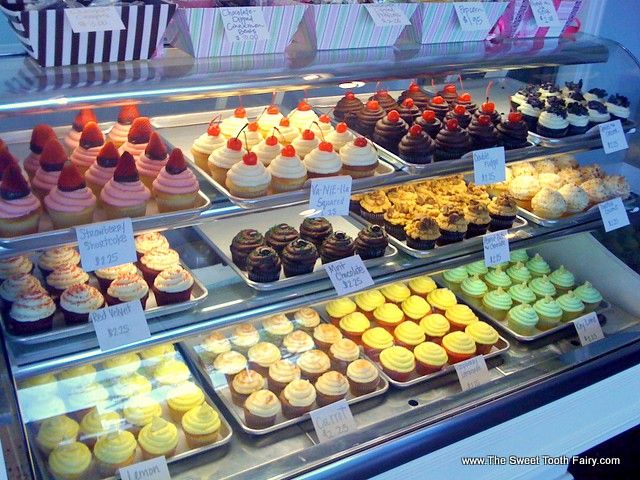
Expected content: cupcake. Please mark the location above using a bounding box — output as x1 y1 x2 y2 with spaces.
0 164 42 237
372 302 404 332
289 101 319 133
427 96 449 120
213 351 247 383
339 312 370 344
399 83 431 110
340 136 379 177
407 275 437 297
182 404 221 448
319 232 355 264
108 105 141 148
153 359 190 386
419 314 450 345
139 343 175 370
32 138 67 200
24 124 56 179
100 152 150 219
346 358 379 395
139 247 180 285
468 114 498 149
327 123 356 153
325 297 356 325
200 332 230 364
244 390 281 429
119 117 153 161
0 273 42 312
566 102 590 135
36 415 80 454
45 264 89 299
280 379 316 419
135 132 168 189
247 342 282 376
138 417 178 460
256 105 284 137
291 129 319 160
105 273 149 308
230 370 265 407
37 247 80 277
85 142 120 197
334 92 364 121
152 148 199 212
508 282 537 306
415 110 442 139
400 295 431 323
484 266 512 291
532 296 563 331
94 263 138 293
379 346 415 381
257 314 291 346
370 90 400 113
69 122 104 176
329 338 360 373
60 284 104 325
586 100 611 127
230 229 264 270
240 122 263 151
268 359 301 395
64 108 97 152
557 290 586 322
487 193 518 231
372 110 408 154
296 349 331 383
299 217 332 249
426 288 458 315
506 262 532 284
359 190 391 225
454 92 478 114
528 274 557 299
230 323 260 355
152 266 194 306
253 134 281 167
268 145 307 193
135 232 169 260
58 364 97 388
102 352 141 377
446 105 472 129
465 321 499 355
404 216 440 250
398 124 435 164
220 107 249 138
393 321 425 350
383 205 411 240
282 239 318 277
208 137 246 185
0 255 34 280
275 117 298 145
481 288 512 321
584 87 607 103
496 112 529 150
433 119 473 161
460 275 488 308
94 430 137 476
356 100 385 137
517 95 544 131
606 94 631 122
315 371 349 407
466 260 488 278
580 178 609 206
531 187 567 219
436 210 468 245
111 373 152 399
445 304 478 331
78 409 122 449
507 303 539 335
442 266 469 292
311 324 342 352
361 327 394 361
47 441 92 480
526 254 551 278
441 331 476 364
549 265 575 294
265 223 299 254
293 308 321 333
414 341 448 375
44 163 96 228
397 98 421 126
574 281 603 312
475 100 501 125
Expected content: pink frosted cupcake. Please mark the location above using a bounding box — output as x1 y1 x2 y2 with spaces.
86 142 119 198
100 152 150 219
64 108 97 152
152 149 199 213
136 132 168 189
0 164 42 238
44 163 97 229
31 138 67 200
119 117 153 161
70 122 105 175
108 105 140 148
24 125 56 179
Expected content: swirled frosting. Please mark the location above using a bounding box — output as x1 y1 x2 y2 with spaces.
112 373 152 398
48 441 91 478
291 135 319 160
135 232 169 256
253 139 281 166
297 349 331 374
316 371 349 397
80 409 122 438
327 129 355 152
123 395 162 427
283 379 316 407
380 282 411 303
419 314 450 338
293 307 320 329
268 359 301 384
533 296 562 319
100 177 150 207
0 273 42 302
426 288 458 311
213 351 247 376
574 281 602 304
284 330 315 353
70 145 101 171
304 147 341 175
248 342 281 368
231 323 260 349
414 342 448 366
362 327 394 349
373 302 404 326
45 185 96 214
354 289 385 313
526 254 551 276
38 247 80 272
407 275 437 295
268 152 307 179
330 338 360 362
262 314 293 335
312 324 342 347
95 263 138 281
0 191 41 218
103 352 140 376
339 312 370 334
153 266 194 293
339 139 378 167
182 403 221 436
508 304 539 328
208 145 246 170
107 274 148 302
461 275 488 298
445 304 478 327
326 298 356 318
94 430 137 464
401 295 430 321
154 359 190 385
289 109 319 133
60 284 103 313
549 265 575 289
0 256 33 279
140 248 180 272
257 111 284 137
167 381 205 412
201 331 231 357
37 415 80 451
557 291 585 312
346 358 379 383
10 287 55 322
394 321 425 346
138 417 178 455
442 331 476 354
226 159 271 188
192 130 226 155
32 168 62 195
153 165 198 195
245 390 280 417
380 346 415 372
220 116 248 138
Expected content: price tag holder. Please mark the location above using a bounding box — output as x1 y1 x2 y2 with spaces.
220 7 270 43
483 230 510 267
91 301 150 352
364 4 411 27
455 356 490 391
120 456 170 480
65 7 125 33
598 197 630 232
324 255 374 296
573 312 605 346
473 146 506 185
529 0 561 27
309 176 352 217
310 399 357 443
453 2 491 31
599 120 629 154
76 218 136 272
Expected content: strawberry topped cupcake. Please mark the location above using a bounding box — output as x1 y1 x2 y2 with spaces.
64 108 97 152
32 138 67 200
0 164 42 237
100 152 150 219
119 117 153 161
257 105 284 137
0 149 19 181
86 142 119 197
108 105 140 148
24 125 56 179
136 132 168 189
70 122 105 174
44 163 97 228
152 149 199 212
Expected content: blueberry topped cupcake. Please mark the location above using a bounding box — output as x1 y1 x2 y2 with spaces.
537 104 569 138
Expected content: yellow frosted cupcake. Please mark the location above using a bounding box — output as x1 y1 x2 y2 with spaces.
414 341 448 375
353 289 385 320
380 282 411 305
58 364 96 389
426 288 458 314
441 331 476 364
153 359 191 385
339 312 370 344
400 295 431 321
379 346 415 382
139 343 175 372
419 313 451 344
167 381 205 421
47 440 91 480
36 415 80 455
372 302 405 332
112 373 152 399
182 403 221 448
79 408 122 448
94 430 137 476
465 321 499 354
325 297 356 325
445 304 479 331
138 417 179 460
407 275 437 297
123 394 162 434
393 321 425 351
361 327 394 361
102 352 141 377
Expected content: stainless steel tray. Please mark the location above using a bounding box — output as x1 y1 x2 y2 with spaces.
351 211 528 259
527 120 637 148
1 262 208 346
196 205 397 291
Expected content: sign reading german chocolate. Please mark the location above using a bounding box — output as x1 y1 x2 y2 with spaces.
325 255 374 296
120 456 170 480
453 2 491 31
599 120 629 154
364 4 411 27
220 7 270 43
76 218 136 272
64 6 125 34
310 399 357 443
91 301 150 352
309 176 352 217
598 197 630 232
455 356 490 391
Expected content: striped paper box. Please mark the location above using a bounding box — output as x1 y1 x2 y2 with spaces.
167 6 307 57
0 0 176 68
494 0 583 38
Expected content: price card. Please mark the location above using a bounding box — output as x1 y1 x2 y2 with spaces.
310 399 357 443
324 255 374 296
365 4 411 27
473 146 506 185
91 301 150 352
455 356 490 391
483 230 510 267
76 218 136 272
220 7 270 43
573 312 605 346
598 197 630 232
309 176 352 217
453 2 491 31
120 456 170 480
599 120 629 154
529 0 561 27
65 7 125 33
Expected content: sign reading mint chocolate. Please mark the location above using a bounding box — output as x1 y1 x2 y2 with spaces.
453 2 491 31
309 176 352 217
91 301 150 352
120 456 170 480
325 255 374 296
473 146 506 185
76 218 136 272
364 4 411 27
220 7 270 42
310 399 357 443
64 6 125 34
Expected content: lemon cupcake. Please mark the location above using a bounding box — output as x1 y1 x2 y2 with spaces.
380 282 411 305
94 430 137 476
526 253 551 278
460 275 488 308
153 359 190 385
339 312 370 344
379 346 415 382
400 295 431 322
506 304 539 336
47 440 91 480
407 275 437 297
393 321 425 351
441 331 476 364
508 282 537 306
465 321 499 354
528 275 557 299
182 403 221 448
414 341 448 375
372 302 405 332
261 314 293 345
325 297 356 326
79 408 122 448
123 394 162 435
533 296 563 331
442 266 469 292
549 265 576 295
353 289 385 320
167 381 205 421
58 364 96 390
445 304 478 331
426 288 458 314
574 282 603 312
138 417 179 460
139 343 175 372
36 415 80 455
102 352 141 378
361 327 394 361
419 314 451 344
557 291 585 322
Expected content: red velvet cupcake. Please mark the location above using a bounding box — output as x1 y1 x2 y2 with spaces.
139 247 180 285
151 266 194 306
60 284 104 325
8 286 55 335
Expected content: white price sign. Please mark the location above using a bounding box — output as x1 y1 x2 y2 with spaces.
365 4 411 27
310 399 357 443
220 7 270 43
473 146 506 185
573 312 604 346
91 301 150 352
529 0 561 27
454 2 491 31
120 456 170 480
76 218 136 272
309 176 352 217
324 255 374 296
483 230 510 267
455 356 490 391
598 197 630 233
65 7 125 33
599 120 629 154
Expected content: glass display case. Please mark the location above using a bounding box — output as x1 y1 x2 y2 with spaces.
1 33 640 479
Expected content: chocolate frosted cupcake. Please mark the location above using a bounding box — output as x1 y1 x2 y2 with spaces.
434 119 472 161
445 105 472 129
537 104 569 138
230 229 265 270
399 125 434 164
566 102 589 135
464 201 491 238
415 110 442 139
404 216 440 250
438 84 459 105
281 239 318 277
475 101 501 126
372 110 408 154
517 95 544 131
299 217 332 248
436 209 468 245
488 193 517 231
246 247 281 283
368 90 399 113
428 96 449 120
497 112 529 149
468 114 498 149
334 92 363 121
397 98 421 126
319 232 355 264
265 224 299 255
356 100 386 137
454 93 477 114
398 83 430 111
354 225 388 259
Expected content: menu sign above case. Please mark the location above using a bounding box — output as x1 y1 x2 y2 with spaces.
220 7 270 43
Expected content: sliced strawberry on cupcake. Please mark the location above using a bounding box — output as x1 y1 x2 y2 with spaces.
86 142 120 197
0 163 42 237
119 117 153 160
152 148 199 212
108 104 141 147
70 121 104 175
44 163 97 228
136 132 168 189
32 138 67 200
100 151 150 219
64 108 97 152
24 124 56 179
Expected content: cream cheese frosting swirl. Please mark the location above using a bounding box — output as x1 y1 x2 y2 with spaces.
283 379 316 407
60 284 103 313
153 266 194 293
11 287 55 322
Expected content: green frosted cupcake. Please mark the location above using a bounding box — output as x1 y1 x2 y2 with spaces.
549 266 576 295
508 282 537 305
533 296 562 330
465 260 488 277
507 303 539 336
460 275 488 308
510 249 529 265
574 282 603 312
556 290 585 322
506 262 532 284
442 266 469 292
481 288 513 321
528 275 557 299
484 266 512 290
526 253 551 278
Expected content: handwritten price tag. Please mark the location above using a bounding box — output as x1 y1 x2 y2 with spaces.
76 218 136 273
120 457 170 480
599 120 629 154
483 230 510 267
65 7 125 33
220 7 269 43
455 356 490 391
473 146 506 185
454 2 491 31
310 399 357 443
573 312 604 346
91 301 150 352
325 255 374 296
598 197 630 232
309 176 352 217
529 0 561 27
365 4 411 27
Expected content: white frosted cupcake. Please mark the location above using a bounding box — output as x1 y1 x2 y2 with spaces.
252 135 282 166
221 107 249 138
258 105 284 137
326 122 355 152
208 138 246 185
340 137 378 178
191 121 226 171
268 145 307 193
310 114 334 138
291 130 320 160
225 152 271 198
241 122 263 151
304 143 342 178
289 101 319 132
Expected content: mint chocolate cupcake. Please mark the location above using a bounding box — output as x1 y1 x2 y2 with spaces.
246 247 281 283
299 217 332 249
281 239 318 277
230 229 265 270
319 232 355 264
265 224 299 255
354 225 388 260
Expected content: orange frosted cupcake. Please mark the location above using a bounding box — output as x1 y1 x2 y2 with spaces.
441 331 476 364
419 313 451 344
70 121 104 175
152 148 199 213
361 327 394 361
372 302 405 332
100 152 150 219
414 341 448 375
338 312 370 344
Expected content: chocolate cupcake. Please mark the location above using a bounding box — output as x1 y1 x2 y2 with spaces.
475 101 501 126
299 217 333 248
398 125 434 164
398 83 430 111
488 193 518 231
438 84 458 105
436 209 468 245
565 90 586 106
397 98 421 126
415 110 442 139
606 94 631 122
383 205 411 240
354 225 388 259
428 96 449 120
497 112 529 149
445 105 472 129
434 119 473 161
404 216 440 250
537 104 569 138
230 229 265 270
319 232 355 264
8 287 55 335
371 110 408 154
563 80 583 96
281 239 318 277
454 93 477 114
368 90 399 113
265 224 299 255
468 114 498 149
246 247 281 283
567 102 590 135
464 201 491 238
334 92 363 121
517 95 544 131
356 100 386 137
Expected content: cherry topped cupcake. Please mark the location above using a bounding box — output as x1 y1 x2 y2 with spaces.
356 100 385 137
368 90 399 113
438 84 458 105
221 107 249 138
427 96 450 120
64 108 97 152
397 98 421 126
475 100 501 126
70 122 104 175
86 142 119 197
415 110 442 139
289 101 319 133
100 151 150 219
372 110 408 154
398 83 430 111
24 124 56 179
257 105 284 137
454 93 478 114
119 117 153 160
108 105 140 147
399 125 434 165
334 92 364 122
497 112 529 149
44 163 96 228
32 138 67 200
445 105 472 129
468 114 498 149
0 163 42 237
434 119 473 161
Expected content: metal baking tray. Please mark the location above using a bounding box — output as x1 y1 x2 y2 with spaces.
527 120 636 148
196 205 397 291
24 346 233 480
1 262 208 346
350 211 528 259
